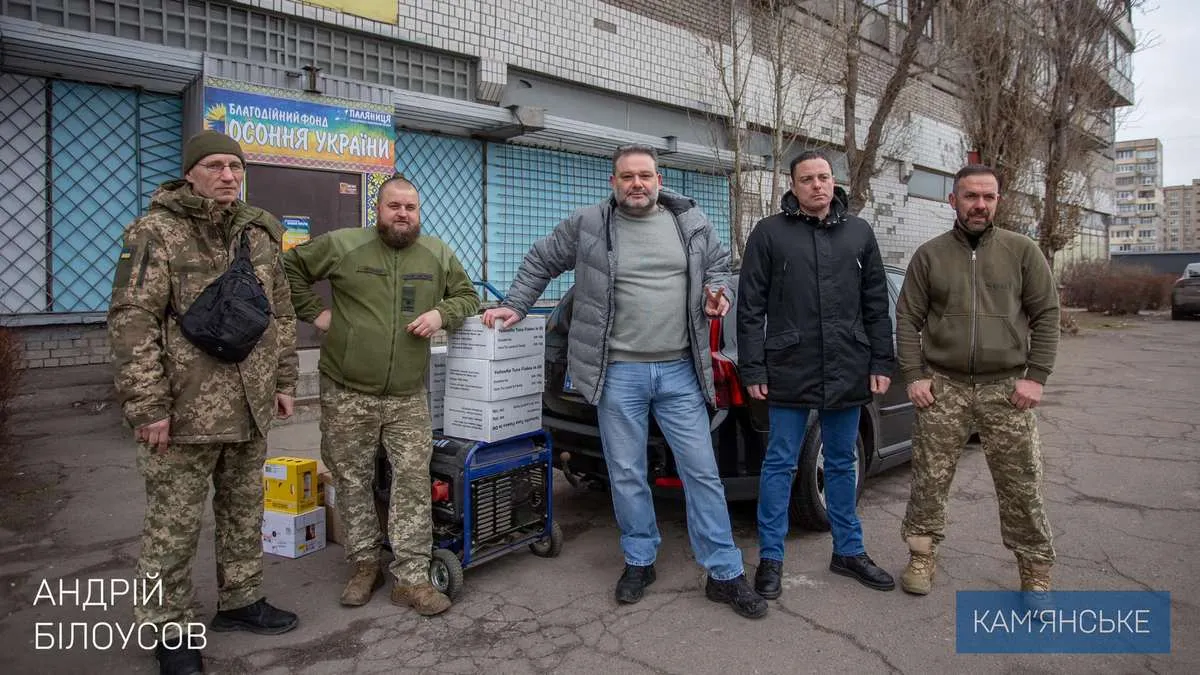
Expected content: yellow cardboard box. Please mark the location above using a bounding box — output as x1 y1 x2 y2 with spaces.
263 457 318 514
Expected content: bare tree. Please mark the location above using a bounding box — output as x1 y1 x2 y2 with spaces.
841 0 944 215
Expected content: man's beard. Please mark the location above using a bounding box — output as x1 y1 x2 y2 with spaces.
616 189 658 216
957 210 992 232
378 222 419 249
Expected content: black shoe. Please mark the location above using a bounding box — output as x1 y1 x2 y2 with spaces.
754 559 783 600
615 564 656 604
830 553 896 591
705 574 769 619
155 642 204 675
210 598 298 635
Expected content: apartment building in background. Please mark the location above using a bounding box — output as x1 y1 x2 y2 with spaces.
1163 180 1200 252
0 0 1136 382
1111 137 1164 252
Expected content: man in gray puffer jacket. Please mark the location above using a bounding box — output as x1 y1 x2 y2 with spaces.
483 144 767 619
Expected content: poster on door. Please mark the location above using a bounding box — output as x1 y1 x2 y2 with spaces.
282 216 311 251
202 79 396 174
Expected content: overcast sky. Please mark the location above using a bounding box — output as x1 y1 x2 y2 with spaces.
1116 1 1199 186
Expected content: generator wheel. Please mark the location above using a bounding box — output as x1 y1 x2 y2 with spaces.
529 521 564 558
429 549 463 600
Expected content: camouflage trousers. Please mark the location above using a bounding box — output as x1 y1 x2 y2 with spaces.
901 373 1055 564
319 375 433 585
133 436 266 628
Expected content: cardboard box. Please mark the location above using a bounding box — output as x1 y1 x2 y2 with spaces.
263 457 319 514
427 345 447 392
428 389 444 430
445 354 544 401
442 393 543 443
261 507 326 558
446 315 545 360
318 471 346 545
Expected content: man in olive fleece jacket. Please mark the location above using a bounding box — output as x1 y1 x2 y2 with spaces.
894 164 1059 599
283 176 479 615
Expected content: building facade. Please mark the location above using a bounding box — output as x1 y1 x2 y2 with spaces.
1163 180 1200 253
1 0 1134 377
1111 137 1164 253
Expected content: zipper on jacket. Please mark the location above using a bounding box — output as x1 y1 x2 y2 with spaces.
383 247 399 392
968 249 978 383
777 260 788 305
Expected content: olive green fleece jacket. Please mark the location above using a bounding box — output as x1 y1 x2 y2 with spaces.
895 225 1060 386
283 227 480 396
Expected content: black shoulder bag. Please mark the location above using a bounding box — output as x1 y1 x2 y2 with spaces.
176 230 272 363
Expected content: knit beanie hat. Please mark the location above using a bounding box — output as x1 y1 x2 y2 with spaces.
182 130 245 174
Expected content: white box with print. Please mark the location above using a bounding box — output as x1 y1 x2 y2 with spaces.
426 345 447 392
445 354 544 401
446 315 545 360
261 507 326 558
441 393 543 443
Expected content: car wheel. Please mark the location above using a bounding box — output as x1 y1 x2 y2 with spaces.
789 424 867 532
429 548 464 600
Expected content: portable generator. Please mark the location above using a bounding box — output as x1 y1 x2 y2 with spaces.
376 429 563 600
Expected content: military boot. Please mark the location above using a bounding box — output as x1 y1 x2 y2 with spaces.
900 536 936 595
1018 558 1054 615
391 582 451 616
340 561 384 607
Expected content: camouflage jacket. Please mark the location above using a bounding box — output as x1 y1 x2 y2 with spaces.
107 180 299 443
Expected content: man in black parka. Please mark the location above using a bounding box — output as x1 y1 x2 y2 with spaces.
737 151 897 598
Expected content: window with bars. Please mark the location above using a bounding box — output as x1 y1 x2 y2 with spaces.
0 0 473 99
1 74 182 318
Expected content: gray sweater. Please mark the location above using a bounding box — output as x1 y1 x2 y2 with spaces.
609 206 689 362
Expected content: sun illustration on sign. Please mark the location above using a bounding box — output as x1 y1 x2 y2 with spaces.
204 103 227 133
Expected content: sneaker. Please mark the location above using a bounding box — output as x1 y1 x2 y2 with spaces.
340 561 384 606
830 553 896 591
615 563 656 604
210 598 298 635
391 582 452 616
900 536 936 595
754 559 783 600
705 574 768 619
155 642 204 675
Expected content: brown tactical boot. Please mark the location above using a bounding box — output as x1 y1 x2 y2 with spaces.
391 582 451 616
900 536 936 595
1018 558 1054 614
340 561 384 607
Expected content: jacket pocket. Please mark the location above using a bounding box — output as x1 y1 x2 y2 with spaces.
923 313 971 373
764 330 801 351
975 315 1026 372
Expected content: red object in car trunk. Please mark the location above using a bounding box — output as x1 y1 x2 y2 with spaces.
709 317 745 408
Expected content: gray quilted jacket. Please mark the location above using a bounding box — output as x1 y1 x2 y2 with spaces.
500 190 732 406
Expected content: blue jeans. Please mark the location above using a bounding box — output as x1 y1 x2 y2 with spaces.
596 359 744 581
757 406 864 560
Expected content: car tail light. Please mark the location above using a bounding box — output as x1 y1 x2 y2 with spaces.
654 477 684 489
709 317 745 408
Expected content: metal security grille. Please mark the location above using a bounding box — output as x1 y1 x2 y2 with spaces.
485 144 610 301
661 168 733 247
394 130 485 283
1 0 473 100
0 74 181 317
470 464 547 552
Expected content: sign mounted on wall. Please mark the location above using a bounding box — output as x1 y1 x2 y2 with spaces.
202 79 396 174
303 0 396 24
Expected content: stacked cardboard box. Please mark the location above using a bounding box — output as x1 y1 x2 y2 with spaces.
442 315 546 442
261 457 326 558
427 345 446 430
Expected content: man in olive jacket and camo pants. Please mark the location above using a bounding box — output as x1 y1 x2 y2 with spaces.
284 176 480 616
895 164 1060 599
109 131 299 675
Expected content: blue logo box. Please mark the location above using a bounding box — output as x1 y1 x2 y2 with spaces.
956 591 1170 654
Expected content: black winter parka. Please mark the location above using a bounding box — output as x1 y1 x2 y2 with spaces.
736 187 895 409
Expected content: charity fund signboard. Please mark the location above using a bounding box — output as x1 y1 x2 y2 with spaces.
202 79 396 174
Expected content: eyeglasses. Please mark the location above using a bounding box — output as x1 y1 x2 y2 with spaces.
198 161 245 175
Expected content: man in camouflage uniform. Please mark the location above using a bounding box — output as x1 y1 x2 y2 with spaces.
895 164 1059 599
283 176 479 615
108 130 300 675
